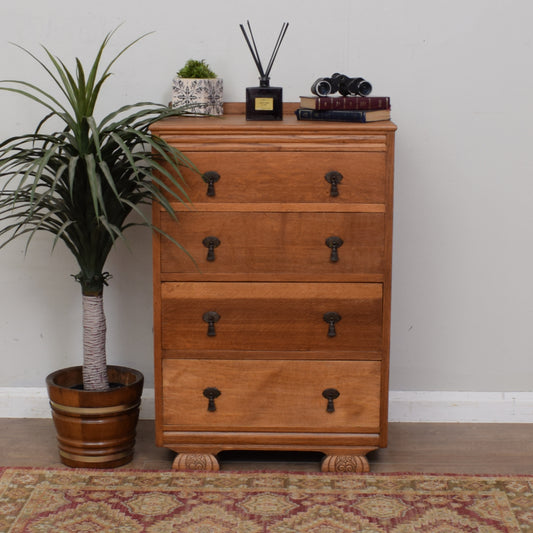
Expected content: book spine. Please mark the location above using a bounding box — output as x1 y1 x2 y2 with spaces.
312 97 390 111
295 108 369 122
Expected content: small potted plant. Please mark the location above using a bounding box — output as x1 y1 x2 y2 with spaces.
0 29 196 468
172 59 223 116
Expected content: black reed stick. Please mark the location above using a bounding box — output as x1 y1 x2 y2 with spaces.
239 24 264 78
265 22 289 78
240 21 289 81
247 20 265 77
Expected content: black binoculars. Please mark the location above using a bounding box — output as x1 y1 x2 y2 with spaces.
311 73 372 97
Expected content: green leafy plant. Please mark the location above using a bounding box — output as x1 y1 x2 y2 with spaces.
177 59 217 79
0 28 196 391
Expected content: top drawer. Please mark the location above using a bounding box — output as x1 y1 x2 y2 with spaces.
164 151 387 205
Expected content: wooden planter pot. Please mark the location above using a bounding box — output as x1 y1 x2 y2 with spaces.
46 365 144 468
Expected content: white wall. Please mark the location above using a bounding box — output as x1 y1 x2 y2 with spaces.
1 0 532 397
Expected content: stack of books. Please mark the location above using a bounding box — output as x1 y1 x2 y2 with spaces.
295 95 391 123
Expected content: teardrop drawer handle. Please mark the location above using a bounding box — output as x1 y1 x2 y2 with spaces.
203 387 221 412
202 311 220 336
202 236 221 262
323 312 341 337
325 171 343 197
325 236 344 262
202 171 220 197
322 388 340 413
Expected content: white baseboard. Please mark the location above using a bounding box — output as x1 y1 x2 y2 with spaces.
1 388 533 423
389 391 533 423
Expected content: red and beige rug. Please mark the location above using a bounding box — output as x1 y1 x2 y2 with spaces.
0 467 532 532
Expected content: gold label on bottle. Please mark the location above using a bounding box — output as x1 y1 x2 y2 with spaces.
255 97 274 111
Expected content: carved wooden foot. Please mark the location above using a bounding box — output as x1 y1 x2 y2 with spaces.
172 453 220 471
321 454 370 473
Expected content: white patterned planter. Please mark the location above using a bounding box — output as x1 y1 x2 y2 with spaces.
172 77 223 116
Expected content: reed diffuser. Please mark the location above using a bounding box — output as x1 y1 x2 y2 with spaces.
240 21 289 120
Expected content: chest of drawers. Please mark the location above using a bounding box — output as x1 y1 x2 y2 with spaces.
151 105 396 472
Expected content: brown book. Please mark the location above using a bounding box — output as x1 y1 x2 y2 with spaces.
300 95 391 111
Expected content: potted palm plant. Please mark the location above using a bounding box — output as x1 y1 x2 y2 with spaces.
172 59 223 115
0 29 195 467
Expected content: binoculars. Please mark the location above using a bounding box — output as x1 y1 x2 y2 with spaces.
311 73 372 97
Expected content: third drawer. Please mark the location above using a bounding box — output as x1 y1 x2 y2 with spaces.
161 282 383 353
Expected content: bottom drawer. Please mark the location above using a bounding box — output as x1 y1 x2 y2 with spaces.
162 359 381 433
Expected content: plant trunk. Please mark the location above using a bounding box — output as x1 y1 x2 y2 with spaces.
82 292 109 391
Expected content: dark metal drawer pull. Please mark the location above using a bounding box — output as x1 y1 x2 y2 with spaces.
323 312 341 337
203 387 221 411
202 171 220 197
325 171 343 197
202 311 220 336
202 236 221 262
322 388 340 413
326 236 344 262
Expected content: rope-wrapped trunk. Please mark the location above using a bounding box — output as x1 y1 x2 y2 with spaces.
82 293 109 391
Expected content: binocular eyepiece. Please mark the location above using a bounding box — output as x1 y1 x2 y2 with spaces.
311 73 372 97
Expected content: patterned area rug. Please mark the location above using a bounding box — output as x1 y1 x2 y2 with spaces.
0 468 532 532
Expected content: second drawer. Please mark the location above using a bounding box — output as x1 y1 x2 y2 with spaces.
160 211 385 277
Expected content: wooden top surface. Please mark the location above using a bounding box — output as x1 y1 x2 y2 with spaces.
150 102 398 135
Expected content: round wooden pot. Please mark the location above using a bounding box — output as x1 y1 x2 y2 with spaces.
46 365 144 468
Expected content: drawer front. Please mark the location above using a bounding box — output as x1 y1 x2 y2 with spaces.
162 359 381 432
160 211 385 276
161 282 383 352
165 151 386 204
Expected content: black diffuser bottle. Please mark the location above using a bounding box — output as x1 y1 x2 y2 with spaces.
240 21 288 121
245 77 282 121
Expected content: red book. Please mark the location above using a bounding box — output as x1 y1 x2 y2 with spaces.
300 95 391 111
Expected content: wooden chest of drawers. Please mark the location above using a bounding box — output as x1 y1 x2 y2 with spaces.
151 105 396 472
